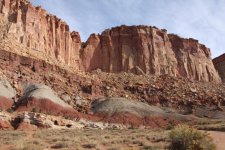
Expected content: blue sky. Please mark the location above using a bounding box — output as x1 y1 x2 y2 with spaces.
30 0 224 58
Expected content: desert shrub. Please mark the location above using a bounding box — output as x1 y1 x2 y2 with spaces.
6 108 13 113
169 125 216 150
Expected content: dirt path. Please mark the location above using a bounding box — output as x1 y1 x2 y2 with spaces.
208 131 225 150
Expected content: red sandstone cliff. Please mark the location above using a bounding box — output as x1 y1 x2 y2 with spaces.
0 0 81 67
81 26 221 82
0 0 221 82
213 53 225 82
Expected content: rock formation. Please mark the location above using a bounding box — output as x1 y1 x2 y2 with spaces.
0 0 221 82
0 111 13 130
91 97 186 127
0 77 16 99
0 0 81 67
19 83 71 107
213 53 225 82
13 112 84 130
81 26 221 82
0 77 15 110
15 83 79 118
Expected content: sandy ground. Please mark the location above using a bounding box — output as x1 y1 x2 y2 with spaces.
209 131 225 150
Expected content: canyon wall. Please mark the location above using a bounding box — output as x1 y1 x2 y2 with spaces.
0 0 81 67
213 53 225 82
81 26 221 82
0 0 221 82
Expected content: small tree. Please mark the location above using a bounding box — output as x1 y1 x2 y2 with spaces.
169 125 216 150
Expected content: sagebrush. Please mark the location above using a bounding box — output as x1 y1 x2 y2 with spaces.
169 125 216 150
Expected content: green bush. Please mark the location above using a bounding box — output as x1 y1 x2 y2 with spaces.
169 125 216 150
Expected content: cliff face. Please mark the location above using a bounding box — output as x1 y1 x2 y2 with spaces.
213 53 225 82
168 34 219 82
0 0 81 67
81 26 221 82
0 0 221 82
81 26 178 76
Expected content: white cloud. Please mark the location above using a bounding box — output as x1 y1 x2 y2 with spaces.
31 0 224 58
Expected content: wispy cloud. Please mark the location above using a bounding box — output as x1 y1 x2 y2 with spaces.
31 0 224 58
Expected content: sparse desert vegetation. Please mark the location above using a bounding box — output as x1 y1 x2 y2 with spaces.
0 126 222 150
0 129 169 150
169 125 216 150
195 120 225 131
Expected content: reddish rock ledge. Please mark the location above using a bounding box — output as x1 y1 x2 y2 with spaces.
14 98 80 118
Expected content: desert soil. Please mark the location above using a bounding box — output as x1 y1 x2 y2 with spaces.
208 131 225 150
0 129 224 150
0 129 168 150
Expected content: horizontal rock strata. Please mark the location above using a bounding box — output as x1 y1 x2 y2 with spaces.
0 0 221 82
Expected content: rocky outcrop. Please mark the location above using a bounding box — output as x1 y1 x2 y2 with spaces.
13 112 84 130
91 97 188 127
15 83 79 118
213 53 225 82
0 0 221 82
81 26 221 82
91 97 165 117
19 83 71 107
0 0 81 67
0 77 16 99
0 111 13 130
0 49 70 74
0 77 15 110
